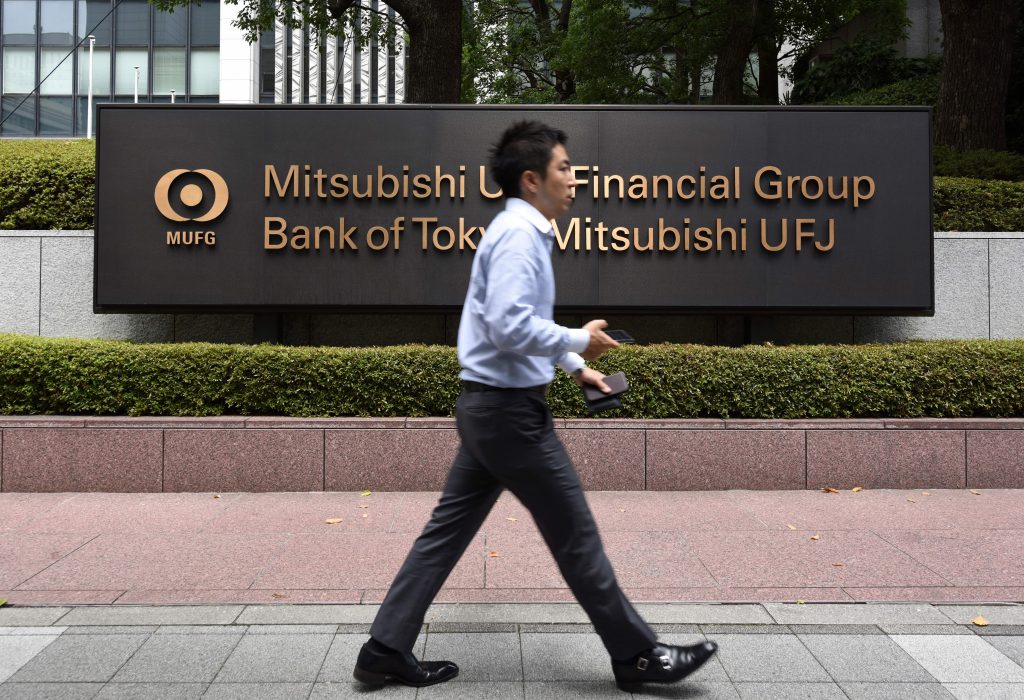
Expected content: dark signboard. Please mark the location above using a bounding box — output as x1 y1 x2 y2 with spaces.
95 105 932 313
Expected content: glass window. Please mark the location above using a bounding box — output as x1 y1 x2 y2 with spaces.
190 0 219 45
260 46 273 94
2 47 36 93
114 47 148 94
1 95 35 135
153 46 184 94
79 0 113 45
189 47 218 94
39 47 74 93
75 95 109 134
39 95 72 133
77 46 110 94
153 7 186 45
2 0 37 44
40 0 74 44
116 0 148 44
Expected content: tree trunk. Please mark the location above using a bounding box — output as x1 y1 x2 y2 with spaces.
390 0 463 103
712 0 757 104
755 0 778 104
936 0 1020 150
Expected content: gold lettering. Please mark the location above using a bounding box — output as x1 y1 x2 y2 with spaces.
265 165 298 198
264 217 288 249
754 166 782 200
853 176 875 208
627 175 647 200
761 218 788 252
478 166 503 199
314 225 335 250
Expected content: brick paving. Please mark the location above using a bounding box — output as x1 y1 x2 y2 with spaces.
2 489 1023 605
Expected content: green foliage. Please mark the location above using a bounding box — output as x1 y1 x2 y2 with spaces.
3 334 1024 418
827 72 939 107
933 147 1024 182
933 177 1024 232
0 140 95 230
792 38 939 104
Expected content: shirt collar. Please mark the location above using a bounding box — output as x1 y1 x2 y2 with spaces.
505 197 553 237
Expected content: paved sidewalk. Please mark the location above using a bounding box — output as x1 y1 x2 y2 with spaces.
2 602 1024 698
2 490 1024 605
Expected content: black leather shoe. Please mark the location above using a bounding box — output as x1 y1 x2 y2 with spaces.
353 641 459 688
611 641 718 692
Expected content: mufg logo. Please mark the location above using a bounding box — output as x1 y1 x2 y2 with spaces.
154 169 229 247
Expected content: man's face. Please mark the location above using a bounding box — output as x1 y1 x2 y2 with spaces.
533 143 576 220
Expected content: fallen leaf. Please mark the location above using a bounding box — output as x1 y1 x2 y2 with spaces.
907 498 916 503
213 495 221 499
488 551 499 558
851 486 863 493
970 490 982 495
922 492 931 496
822 487 840 494
796 599 806 605
810 535 820 541
786 524 797 530
0 598 7 607
972 615 990 627
358 504 369 509
506 517 518 522
325 518 343 524
619 508 626 512
272 593 287 599
362 513 368 518
832 562 845 567
361 490 372 497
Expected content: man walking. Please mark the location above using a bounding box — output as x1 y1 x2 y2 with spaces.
354 120 717 692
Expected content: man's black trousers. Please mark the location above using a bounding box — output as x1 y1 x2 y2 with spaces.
369 388 657 660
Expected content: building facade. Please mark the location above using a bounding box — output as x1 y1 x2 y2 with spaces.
0 0 404 136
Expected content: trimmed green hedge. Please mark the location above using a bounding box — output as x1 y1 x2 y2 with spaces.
934 146 1024 182
827 73 940 109
3 334 1023 418
2 141 1023 233
0 140 95 230
933 177 1024 232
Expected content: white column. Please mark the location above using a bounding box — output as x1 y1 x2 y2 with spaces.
308 34 320 103
219 1 260 103
358 9 369 103
342 33 354 103
274 19 286 103
376 3 388 103
291 26 303 103
394 30 405 103
325 34 337 103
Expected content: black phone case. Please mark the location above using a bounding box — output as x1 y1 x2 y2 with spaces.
582 371 629 405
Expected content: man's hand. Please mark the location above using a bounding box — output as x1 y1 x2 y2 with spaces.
581 319 619 361
573 367 611 393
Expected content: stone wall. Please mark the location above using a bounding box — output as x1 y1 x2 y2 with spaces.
2 231 1022 345
3 416 1022 492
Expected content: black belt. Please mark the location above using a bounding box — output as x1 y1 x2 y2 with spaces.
462 380 550 395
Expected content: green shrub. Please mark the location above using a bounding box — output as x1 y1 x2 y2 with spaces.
793 39 940 105
0 140 95 230
3 334 1024 418
828 72 939 107
934 146 1024 182
933 177 1024 231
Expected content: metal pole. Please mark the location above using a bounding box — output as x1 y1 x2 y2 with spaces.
133 65 139 103
86 35 95 139
170 89 175 104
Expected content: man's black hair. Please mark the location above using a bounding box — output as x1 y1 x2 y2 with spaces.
488 120 568 199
